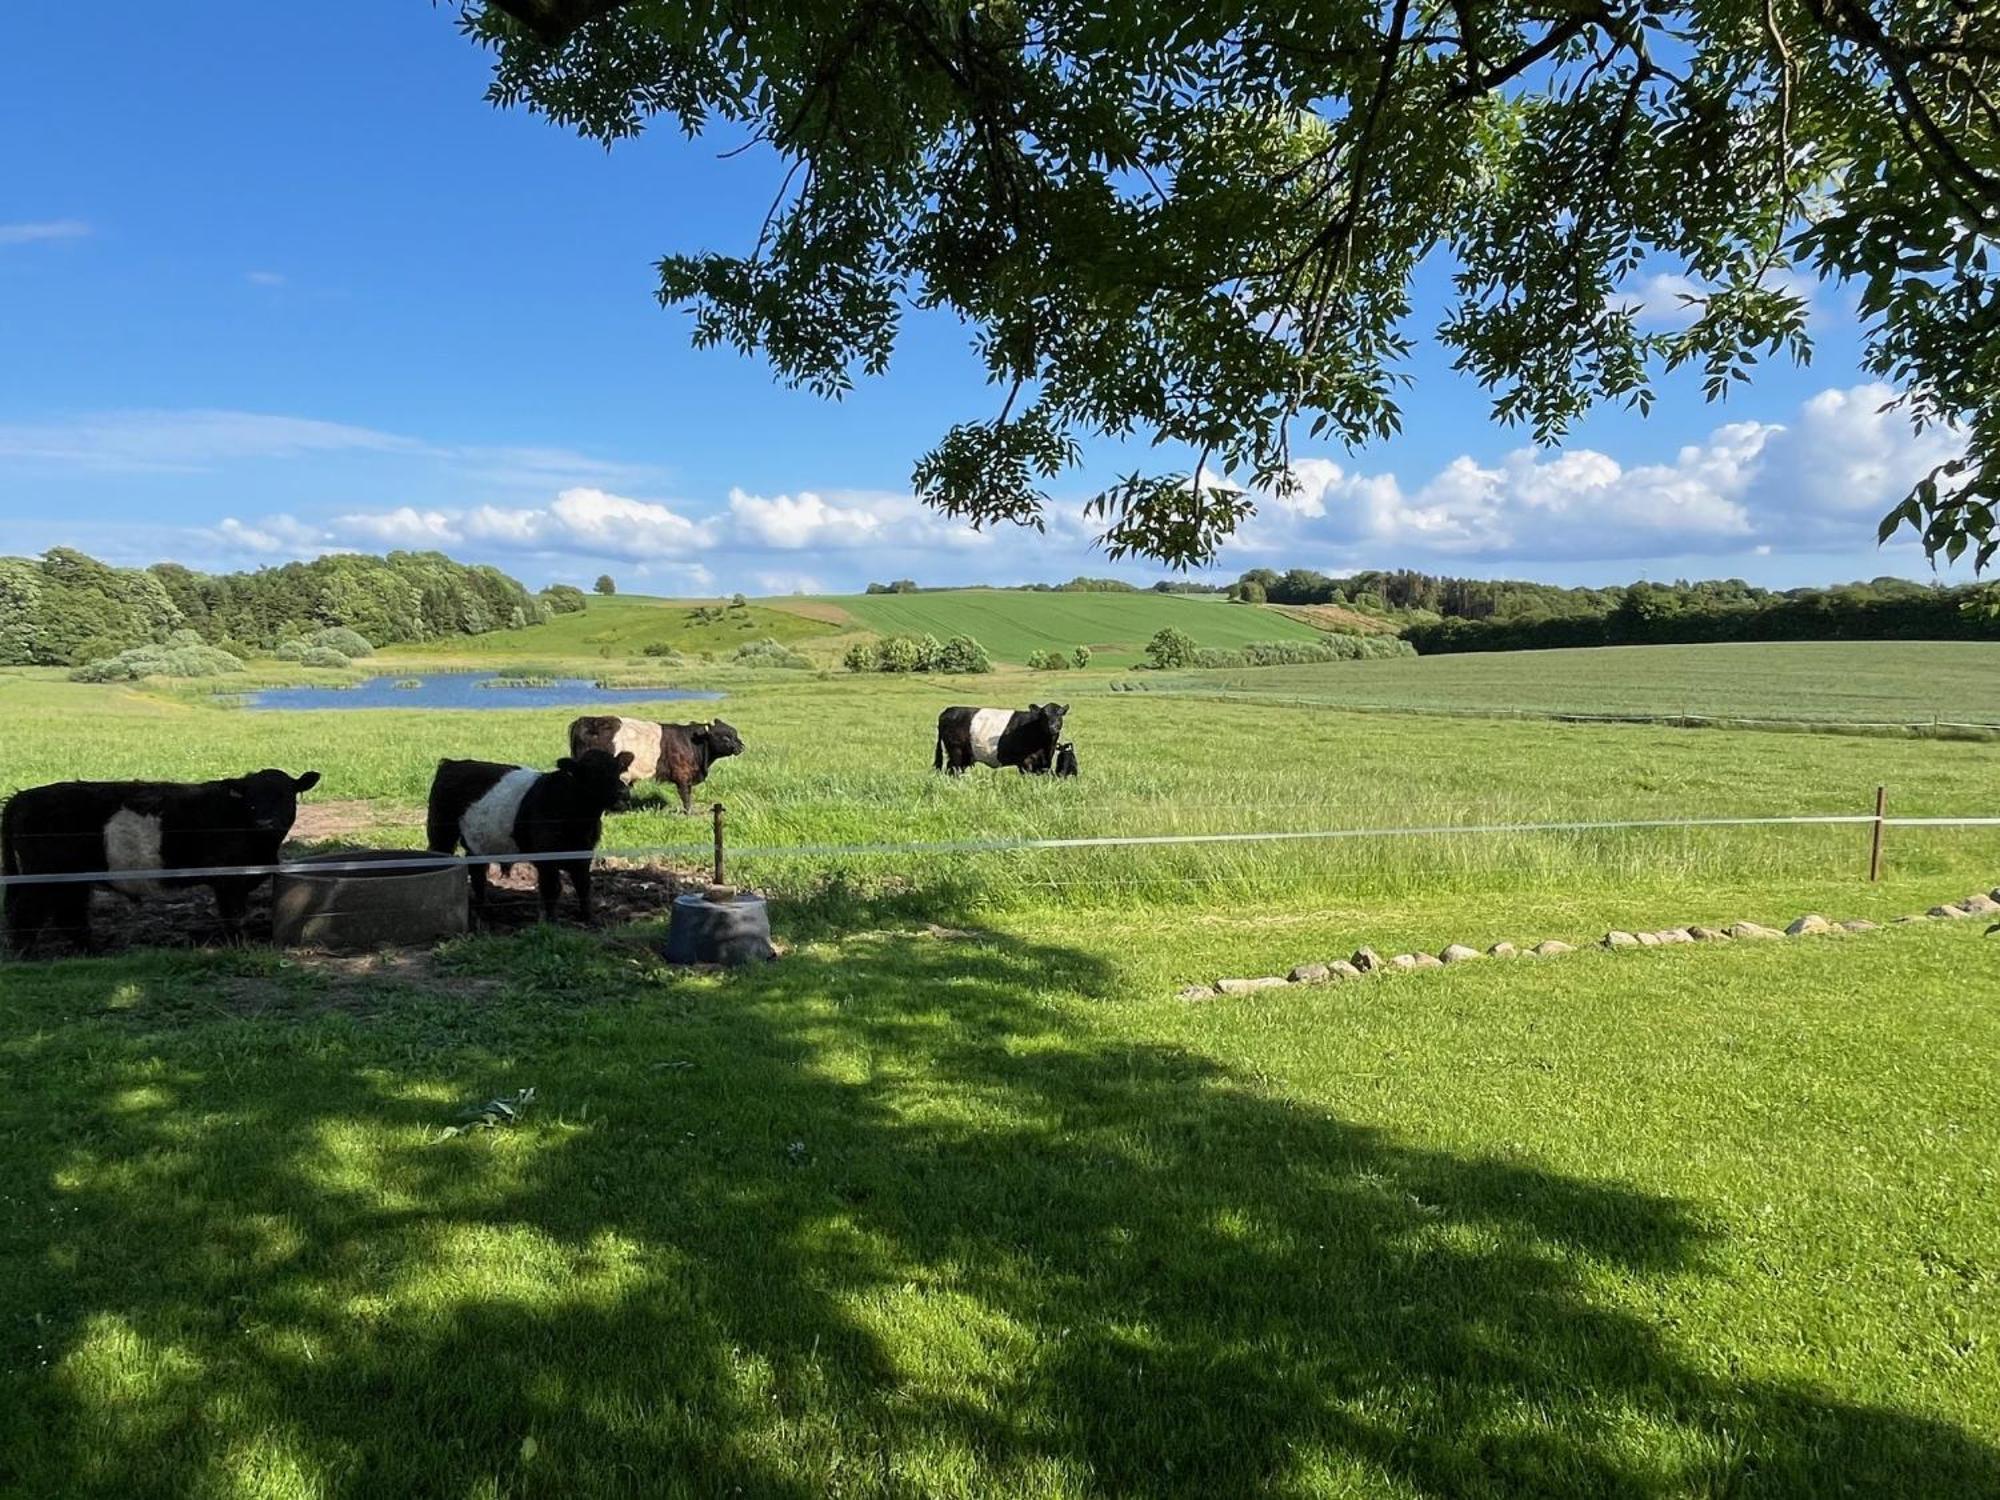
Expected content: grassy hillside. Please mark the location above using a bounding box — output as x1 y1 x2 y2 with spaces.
382 595 843 660
1142 640 2000 725
805 588 1327 665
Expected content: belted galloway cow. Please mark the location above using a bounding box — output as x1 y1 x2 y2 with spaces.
568 715 744 812
2 768 322 953
426 748 633 923
935 703 1069 775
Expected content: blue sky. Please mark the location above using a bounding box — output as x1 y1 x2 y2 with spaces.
0 2 1971 595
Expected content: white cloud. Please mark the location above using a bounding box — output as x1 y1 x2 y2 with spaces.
0 410 420 473
245 270 287 287
329 486 713 561
206 514 340 557
1752 383 1963 520
1608 267 1822 330
0 219 90 247
723 487 992 552
753 570 823 595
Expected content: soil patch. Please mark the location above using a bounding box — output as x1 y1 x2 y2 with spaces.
291 800 399 842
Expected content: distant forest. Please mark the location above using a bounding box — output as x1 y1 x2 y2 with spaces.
0 548 558 667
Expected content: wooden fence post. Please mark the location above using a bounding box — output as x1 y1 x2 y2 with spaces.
1868 786 1886 883
711 802 726 886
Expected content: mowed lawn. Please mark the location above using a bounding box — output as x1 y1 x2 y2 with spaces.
1 922 1995 1496
802 588 1327 666
1148 640 2000 726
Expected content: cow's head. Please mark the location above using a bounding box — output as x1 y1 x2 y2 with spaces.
557 749 636 812
1041 703 1069 737
226 768 321 833
697 719 745 760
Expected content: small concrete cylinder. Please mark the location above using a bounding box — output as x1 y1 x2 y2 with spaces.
272 850 469 951
663 889 776 966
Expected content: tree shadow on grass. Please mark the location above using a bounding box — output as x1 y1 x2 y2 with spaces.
1 929 1994 1497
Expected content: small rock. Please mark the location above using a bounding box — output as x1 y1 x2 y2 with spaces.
1960 893 2000 915
1785 914 1832 937
1838 919 1879 933
1412 952 1445 969
1439 944 1482 964
1487 941 1518 958
1350 947 1381 974
1927 904 1970 920
1216 976 1288 996
1604 931 1640 949
1688 926 1730 942
1653 929 1695 945
1727 921 1783 940
1176 984 1217 1001
1634 931 1662 947
1327 960 1363 980
1531 940 1573 957
1389 954 1420 970
1289 962 1332 984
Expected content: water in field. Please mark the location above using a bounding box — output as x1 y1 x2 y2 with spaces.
235 674 725 712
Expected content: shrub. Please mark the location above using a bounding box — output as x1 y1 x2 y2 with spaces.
70 632 246 682
300 646 352 668
306 625 374 658
729 592 748 608
1026 649 1071 671
912 633 946 671
843 640 879 673
1144 627 1199 669
934 635 992 673
1071 646 1092 669
1183 635 1419 668
641 642 684 660
540 583 588 614
273 638 308 662
732 637 810 669
875 634 922 672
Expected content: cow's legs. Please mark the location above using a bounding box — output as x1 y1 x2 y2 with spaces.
534 860 566 923
211 878 255 944
4 886 49 956
675 779 694 814
467 862 491 924
565 861 594 924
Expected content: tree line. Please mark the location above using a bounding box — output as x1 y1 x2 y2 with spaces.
0 547 560 667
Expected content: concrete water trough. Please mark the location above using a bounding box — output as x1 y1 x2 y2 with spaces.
272 849 469 951
663 885 776 966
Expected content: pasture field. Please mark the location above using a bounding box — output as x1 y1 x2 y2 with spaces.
2 652 1998 1496
797 587 1327 665
385 594 844 660
1145 640 2000 727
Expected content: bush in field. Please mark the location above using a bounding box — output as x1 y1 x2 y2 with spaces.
935 635 992 673
274 638 308 662
1026 649 1071 671
1072 646 1091 669
1184 635 1419 668
1145 627 1199 669
910 633 946 671
306 625 374 658
641 642 684 661
540 583 588 614
843 640 878 673
732 637 810 669
300 646 353 668
70 631 245 682
875 635 923 672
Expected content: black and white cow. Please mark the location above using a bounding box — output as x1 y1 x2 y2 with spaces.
934 703 1069 775
1 768 322 953
425 748 634 923
567 716 745 813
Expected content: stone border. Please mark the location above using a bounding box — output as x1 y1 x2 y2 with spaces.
1179 888 2000 1000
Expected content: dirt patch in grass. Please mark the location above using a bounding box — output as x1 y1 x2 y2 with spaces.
291 800 399 842
1269 602 1403 635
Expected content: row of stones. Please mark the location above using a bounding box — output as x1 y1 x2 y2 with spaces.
1181 888 2000 1001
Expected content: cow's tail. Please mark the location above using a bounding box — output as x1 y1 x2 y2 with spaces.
933 731 944 771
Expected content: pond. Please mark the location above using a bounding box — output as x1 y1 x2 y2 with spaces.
234 673 725 712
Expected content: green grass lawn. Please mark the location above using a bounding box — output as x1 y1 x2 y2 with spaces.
2 919 1994 1497
4 653 1998 1496
381 595 843 661
807 588 1327 666
1145 640 2000 726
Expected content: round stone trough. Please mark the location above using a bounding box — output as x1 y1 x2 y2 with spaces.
663 885 776 966
272 849 469 951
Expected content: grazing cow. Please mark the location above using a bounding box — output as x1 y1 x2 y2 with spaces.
426 748 634 923
2 768 322 953
934 703 1069 775
567 715 745 812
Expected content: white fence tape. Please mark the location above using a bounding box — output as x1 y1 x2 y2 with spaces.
4 810 1998 889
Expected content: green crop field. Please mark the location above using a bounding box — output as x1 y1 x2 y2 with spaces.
384 594 844 660
800 587 1328 665
3 644 1998 1497
1143 640 2000 727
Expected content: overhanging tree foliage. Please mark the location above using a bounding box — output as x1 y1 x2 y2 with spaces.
461 0 1999 569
